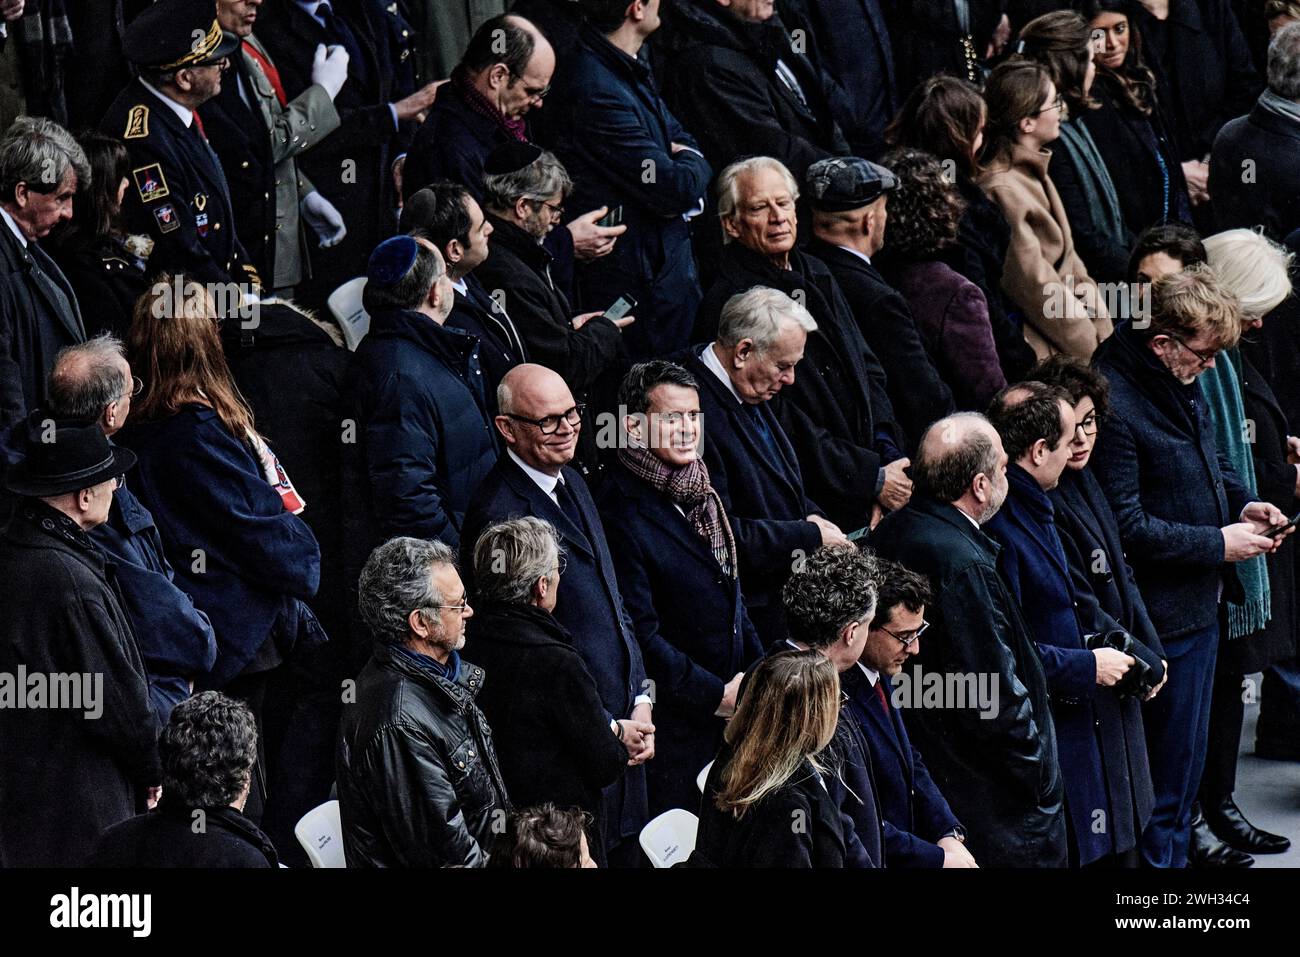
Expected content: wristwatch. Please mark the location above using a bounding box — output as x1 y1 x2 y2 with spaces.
943 826 967 844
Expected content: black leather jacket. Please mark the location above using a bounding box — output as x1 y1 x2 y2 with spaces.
336 643 510 867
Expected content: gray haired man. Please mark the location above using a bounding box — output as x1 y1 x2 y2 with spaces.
0 115 87 427
337 536 510 868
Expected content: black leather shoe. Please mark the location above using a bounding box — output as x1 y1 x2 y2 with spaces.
1203 795 1291 854
1189 804 1255 868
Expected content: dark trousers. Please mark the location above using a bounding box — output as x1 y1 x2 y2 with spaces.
1258 657 1300 750
1139 618 1221 868
1198 629 1247 803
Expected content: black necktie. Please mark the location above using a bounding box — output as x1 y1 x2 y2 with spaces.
318 3 370 93
555 478 587 536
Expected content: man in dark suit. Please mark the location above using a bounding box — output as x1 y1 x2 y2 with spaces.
350 235 498 549
779 543 885 867
104 0 264 316
597 359 763 817
674 285 848 645
460 362 653 865
870 412 1069 868
255 0 439 306
399 182 526 406
0 116 86 429
849 557 973 867
806 155 955 449
200 0 349 296
544 0 712 360
694 156 911 535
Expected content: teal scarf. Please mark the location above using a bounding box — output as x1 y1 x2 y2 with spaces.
1201 349 1271 638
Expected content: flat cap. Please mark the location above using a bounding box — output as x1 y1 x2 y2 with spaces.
805 157 898 212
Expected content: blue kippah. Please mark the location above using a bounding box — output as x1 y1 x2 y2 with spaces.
367 236 420 288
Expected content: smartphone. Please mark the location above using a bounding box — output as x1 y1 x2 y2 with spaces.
846 526 869 542
1267 510 1300 537
602 294 637 322
597 205 624 228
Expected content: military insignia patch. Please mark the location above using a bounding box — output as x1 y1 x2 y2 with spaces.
153 203 180 234
133 164 169 203
124 105 149 140
195 212 209 237
193 193 208 212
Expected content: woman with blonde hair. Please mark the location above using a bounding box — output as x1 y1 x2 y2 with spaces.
118 277 323 822
1191 229 1296 857
695 650 845 867
977 58 1113 360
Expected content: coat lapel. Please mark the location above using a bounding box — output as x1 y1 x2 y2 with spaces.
500 457 595 560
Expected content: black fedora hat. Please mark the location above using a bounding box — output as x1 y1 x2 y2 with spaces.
124 0 241 71
5 414 136 498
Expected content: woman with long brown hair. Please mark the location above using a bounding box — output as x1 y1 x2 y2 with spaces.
695 650 846 867
118 278 322 820
977 57 1113 360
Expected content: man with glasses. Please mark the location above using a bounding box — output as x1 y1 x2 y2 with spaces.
844 557 974 868
461 363 653 867
476 142 633 475
338 535 510 867
44 335 217 728
1092 265 1291 867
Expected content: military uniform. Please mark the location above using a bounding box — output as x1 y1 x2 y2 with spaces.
101 2 259 294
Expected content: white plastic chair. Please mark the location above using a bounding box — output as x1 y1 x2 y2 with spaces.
696 760 713 794
295 799 346 868
639 808 698 868
327 277 370 350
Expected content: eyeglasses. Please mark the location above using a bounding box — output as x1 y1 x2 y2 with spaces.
111 474 125 490
116 375 144 403
877 620 930 649
1075 412 1099 437
428 598 470 616
553 554 568 577
505 403 585 435
1166 333 1218 368
531 198 565 220
509 69 551 101
1032 96 1064 116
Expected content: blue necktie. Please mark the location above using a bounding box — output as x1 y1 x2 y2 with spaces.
743 402 780 464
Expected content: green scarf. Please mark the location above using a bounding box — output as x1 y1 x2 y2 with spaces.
1201 348 1271 638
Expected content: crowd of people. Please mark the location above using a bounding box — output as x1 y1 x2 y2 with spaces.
1 0 1300 870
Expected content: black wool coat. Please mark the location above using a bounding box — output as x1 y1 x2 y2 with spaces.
1210 96 1300 241
88 803 278 868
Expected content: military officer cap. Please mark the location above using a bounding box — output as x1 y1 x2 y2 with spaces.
123 0 241 71
805 156 899 212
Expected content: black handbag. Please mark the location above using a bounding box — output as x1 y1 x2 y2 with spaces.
1084 629 1156 698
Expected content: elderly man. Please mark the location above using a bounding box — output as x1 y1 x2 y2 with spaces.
986 381 1142 867
1092 266 1290 868
0 116 86 428
199 0 348 297
779 544 886 868
474 142 631 473
674 286 846 645
1211 22 1300 239
805 155 954 446
870 412 1068 868
402 14 622 269
400 182 525 401
338 536 509 868
47 336 217 725
0 419 160 867
350 234 498 548
546 0 712 361
846 558 973 868
89 691 277 867
695 156 909 536
465 517 633 866
656 0 848 179
460 363 652 866
597 359 763 817
102 0 260 294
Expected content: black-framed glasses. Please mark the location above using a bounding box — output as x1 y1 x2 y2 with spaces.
505 403 585 435
509 69 551 100
1166 333 1218 368
1075 412 1099 437
878 620 930 649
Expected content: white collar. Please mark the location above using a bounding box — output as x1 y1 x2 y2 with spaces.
856 661 880 686
138 77 194 128
0 206 28 248
508 448 562 499
700 342 744 405
835 243 873 267
450 277 469 296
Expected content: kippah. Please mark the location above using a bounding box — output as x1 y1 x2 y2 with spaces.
367 236 420 289
484 141 544 176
